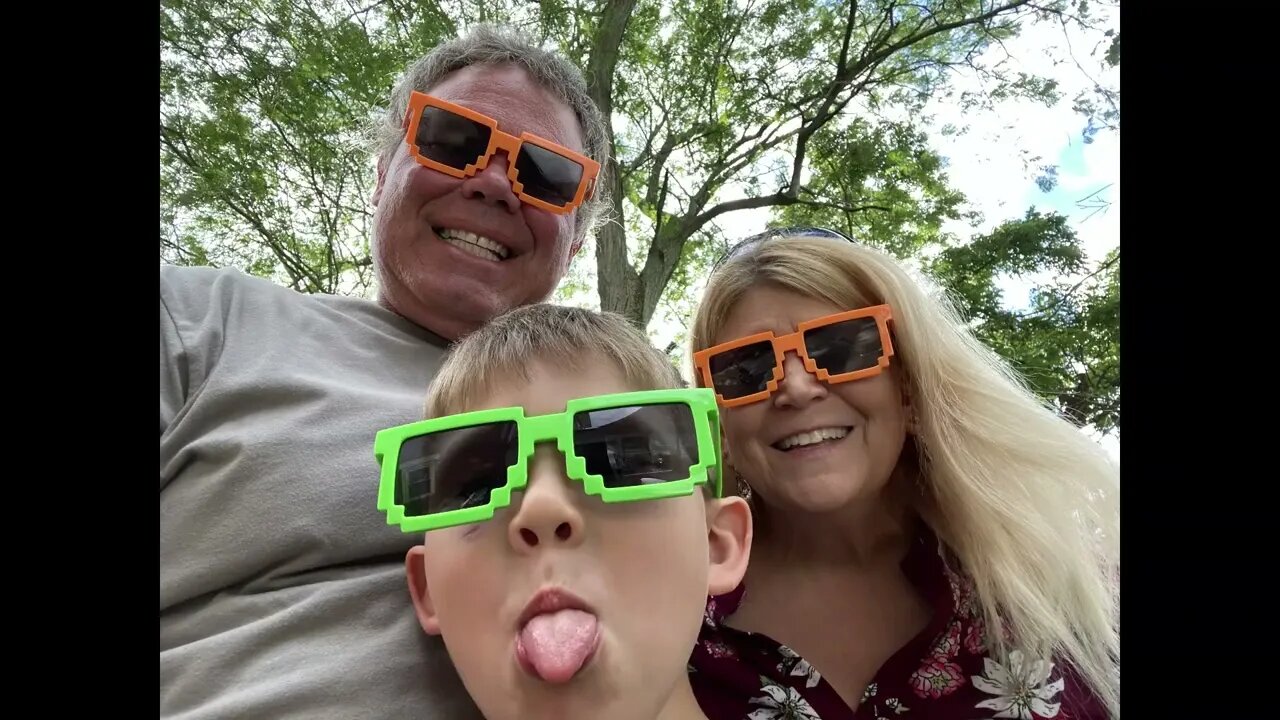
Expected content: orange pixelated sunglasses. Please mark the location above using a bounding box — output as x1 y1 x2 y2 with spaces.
693 306 895 407
402 92 600 215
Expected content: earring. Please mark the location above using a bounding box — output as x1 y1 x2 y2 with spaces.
731 465 753 501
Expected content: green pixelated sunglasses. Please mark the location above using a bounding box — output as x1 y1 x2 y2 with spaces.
375 388 722 532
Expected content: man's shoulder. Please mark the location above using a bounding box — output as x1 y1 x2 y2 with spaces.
160 265 343 361
159 264 347 326
158 264 449 356
160 264 297 303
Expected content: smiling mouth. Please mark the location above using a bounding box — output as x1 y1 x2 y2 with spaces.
435 227 512 262
773 426 852 451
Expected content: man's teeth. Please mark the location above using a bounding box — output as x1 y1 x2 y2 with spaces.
437 228 511 261
776 427 850 450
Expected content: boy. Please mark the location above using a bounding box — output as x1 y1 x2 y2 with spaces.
373 304 752 720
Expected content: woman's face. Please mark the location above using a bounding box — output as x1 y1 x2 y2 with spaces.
714 285 911 515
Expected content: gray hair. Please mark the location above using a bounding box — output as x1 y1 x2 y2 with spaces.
374 24 611 245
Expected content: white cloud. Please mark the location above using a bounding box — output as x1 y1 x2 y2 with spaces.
911 11 1119 311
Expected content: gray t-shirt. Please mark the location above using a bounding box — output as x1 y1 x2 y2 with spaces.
160 265 482 719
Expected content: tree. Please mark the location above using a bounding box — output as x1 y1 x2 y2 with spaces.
160 0 1120 433
928 210 1119 433
161 0 457 294
589 0 1095 326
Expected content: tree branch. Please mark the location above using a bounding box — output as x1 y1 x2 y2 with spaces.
853 0 1033 79
1015 252 1119 320
342 0 393 23
160 126 324 292
692 190 799 227
794 197 893 214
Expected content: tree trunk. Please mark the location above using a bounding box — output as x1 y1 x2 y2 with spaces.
584 0 641 323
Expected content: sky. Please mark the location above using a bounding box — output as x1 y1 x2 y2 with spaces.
915 9 1120 461
558 7 1120 461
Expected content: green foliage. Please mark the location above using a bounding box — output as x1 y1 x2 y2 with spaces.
772 119 969 259
1105 33 1120 67
927 211 1119 432
160 0 1120 433
160 0 457 293
602 0 1114 325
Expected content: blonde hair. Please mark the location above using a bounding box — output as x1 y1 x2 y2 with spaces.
427 304 681 418
690 235 1120 718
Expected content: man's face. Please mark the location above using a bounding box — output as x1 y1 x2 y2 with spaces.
405 359 751 720
372 63 587 340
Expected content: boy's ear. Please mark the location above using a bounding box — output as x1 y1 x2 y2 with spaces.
704 496 752 596
405 545 442 635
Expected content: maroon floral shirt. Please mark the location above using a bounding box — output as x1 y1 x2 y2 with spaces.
689 531 1106 720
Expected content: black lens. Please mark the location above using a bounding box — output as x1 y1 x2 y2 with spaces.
415 106 492 169
708 341 777 399
394 422 518 515
513 143 583 206
803 317 883 375
572 404 698 488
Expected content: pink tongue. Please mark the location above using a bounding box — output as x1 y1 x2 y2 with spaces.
518 609 598 683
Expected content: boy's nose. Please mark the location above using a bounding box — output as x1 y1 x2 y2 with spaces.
508 445 585 552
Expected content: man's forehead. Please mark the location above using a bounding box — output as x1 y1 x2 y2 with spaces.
426 65 584 151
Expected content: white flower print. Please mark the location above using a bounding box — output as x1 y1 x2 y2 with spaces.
971 650 1065 719
885 697 910 714
777 644 822 688
861 682 878 703
748 677 822 720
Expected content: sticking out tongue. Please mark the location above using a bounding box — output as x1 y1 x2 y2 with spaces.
517 609 599 683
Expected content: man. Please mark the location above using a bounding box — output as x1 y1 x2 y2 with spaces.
160 24 611 719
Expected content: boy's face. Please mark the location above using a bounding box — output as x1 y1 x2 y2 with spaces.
405 358 751 720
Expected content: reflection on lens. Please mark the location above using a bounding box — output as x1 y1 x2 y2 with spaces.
416 107 492 169
573 404 698 487
804 317 883 375
515 143 582 205
709 341 776 399
395 422 518 514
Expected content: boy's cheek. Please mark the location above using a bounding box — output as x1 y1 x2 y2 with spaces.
458 523 486 540
425 517 498 544
424 536 510 604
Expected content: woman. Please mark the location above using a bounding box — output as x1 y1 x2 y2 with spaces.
686 228 1118 720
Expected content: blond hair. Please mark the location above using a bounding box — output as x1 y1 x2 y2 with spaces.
690 235 1120 718
427 304 681 418
373 24 611 248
